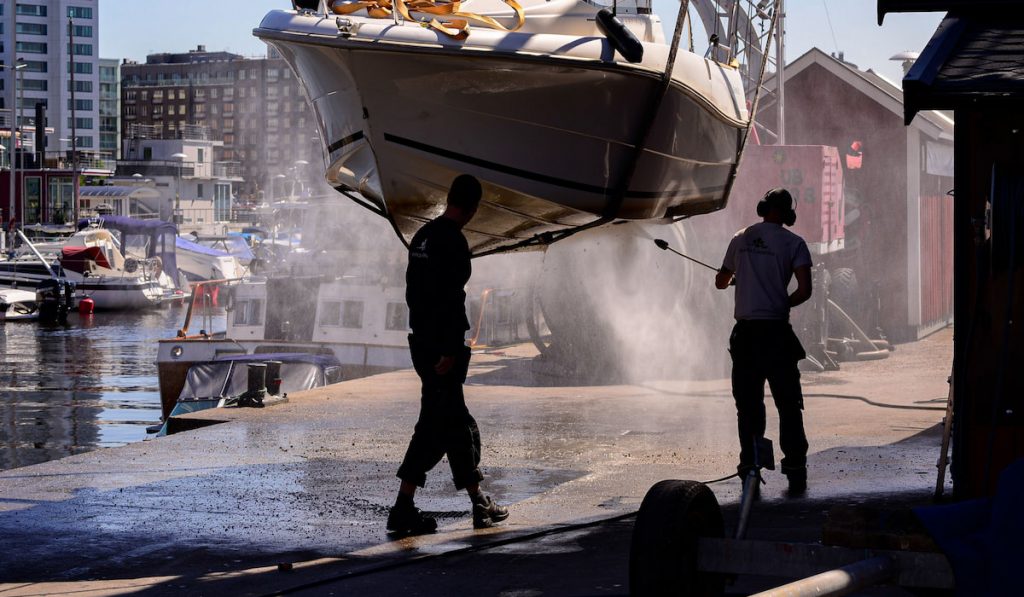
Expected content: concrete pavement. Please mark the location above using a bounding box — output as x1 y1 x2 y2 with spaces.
0 328 953 595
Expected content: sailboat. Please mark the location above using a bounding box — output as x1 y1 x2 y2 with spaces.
255 0 777 255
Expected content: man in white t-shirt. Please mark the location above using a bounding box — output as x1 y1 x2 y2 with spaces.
716 188 813 496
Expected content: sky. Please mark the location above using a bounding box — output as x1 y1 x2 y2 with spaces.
99 0 942 82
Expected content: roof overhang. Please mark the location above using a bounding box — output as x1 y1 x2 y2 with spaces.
901 12 1024 124
878 0 1024 24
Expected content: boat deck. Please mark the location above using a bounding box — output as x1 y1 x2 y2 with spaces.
0 330 952 595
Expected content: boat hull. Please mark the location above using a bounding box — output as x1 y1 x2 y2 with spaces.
256 9 747 253
0 264 163 310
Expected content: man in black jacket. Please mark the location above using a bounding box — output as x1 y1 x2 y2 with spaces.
387 174 509 535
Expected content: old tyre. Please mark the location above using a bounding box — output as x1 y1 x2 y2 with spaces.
629 480 725 596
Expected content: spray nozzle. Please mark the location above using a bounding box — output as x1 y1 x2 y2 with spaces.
651 238 719 273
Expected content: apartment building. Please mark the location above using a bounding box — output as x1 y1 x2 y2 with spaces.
121 45 320 200
1 0 100 158
98 57 119 158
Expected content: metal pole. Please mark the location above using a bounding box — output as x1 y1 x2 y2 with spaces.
10 9 17 226
69 17 79 224
750 556 896 597
775 0 786 145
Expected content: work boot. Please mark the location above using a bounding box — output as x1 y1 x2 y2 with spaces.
785 469 808 498
472 495 509 529
387 502 438 536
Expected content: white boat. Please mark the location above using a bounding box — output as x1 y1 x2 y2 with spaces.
254 0 760 255
0 289 39 322
156 197 412 419
0 216 188 310
176 235 245 283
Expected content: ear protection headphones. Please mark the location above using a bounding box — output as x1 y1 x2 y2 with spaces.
756 187 797 227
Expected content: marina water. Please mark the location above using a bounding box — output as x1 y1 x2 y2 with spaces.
0 305 225 471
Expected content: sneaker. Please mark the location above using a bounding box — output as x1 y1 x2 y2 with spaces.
387 502 438 536
472 496 509 529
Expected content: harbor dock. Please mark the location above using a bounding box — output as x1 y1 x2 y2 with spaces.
0 329 952 596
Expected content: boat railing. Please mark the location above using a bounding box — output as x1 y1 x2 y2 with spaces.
177 278 243 338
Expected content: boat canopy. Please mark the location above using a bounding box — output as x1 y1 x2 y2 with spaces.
60 246 112 274
78 216 179 285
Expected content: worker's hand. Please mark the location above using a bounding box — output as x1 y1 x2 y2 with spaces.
435 355 456 375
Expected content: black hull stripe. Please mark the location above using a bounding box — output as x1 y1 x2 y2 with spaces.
382 133 724 200
0 278 160 292
328 131 365 154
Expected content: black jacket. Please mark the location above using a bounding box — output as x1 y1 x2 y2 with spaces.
406 217 471 354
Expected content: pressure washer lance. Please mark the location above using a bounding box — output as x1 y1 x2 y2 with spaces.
653 238 719 273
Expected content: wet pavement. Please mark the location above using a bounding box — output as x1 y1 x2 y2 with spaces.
0 328 952 595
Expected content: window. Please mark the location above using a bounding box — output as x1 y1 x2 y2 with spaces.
67 6 93 19
75 135 94 148
16 22 47 35
223 118 234 130
197 183 204 199
342 301 364 329
67 117 93 130
17 41 47 54
22 79 47 91
22 60 46 73
73 25 93 37
386 303 410 331
178 89 185 100
210 88 219 99
17 4 47 17
69 80 92 93
72 44 93 56
320 301 342 326
67 99 93 111
223 88 234 100
198 148 205 163
68 62 93 74
149 90 159 101
167 105 175 115
233 299 263 326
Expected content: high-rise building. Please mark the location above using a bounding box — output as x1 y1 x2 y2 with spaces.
121 45 320 200
98 57 119 158
1 1 101 158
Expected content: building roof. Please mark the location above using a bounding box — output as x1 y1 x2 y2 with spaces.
764 47 954 139
902 14 1024 122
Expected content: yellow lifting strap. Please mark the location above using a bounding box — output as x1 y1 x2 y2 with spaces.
330 0 525 40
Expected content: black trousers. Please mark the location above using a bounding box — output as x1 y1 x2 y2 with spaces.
397 335 484 490
729 320 808 476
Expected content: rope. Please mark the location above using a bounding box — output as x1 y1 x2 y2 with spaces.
330 0 525 39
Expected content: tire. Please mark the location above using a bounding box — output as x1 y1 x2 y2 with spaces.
829 267 858 308
629 480 725 596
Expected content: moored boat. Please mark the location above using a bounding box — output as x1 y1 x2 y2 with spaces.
0 289 39 322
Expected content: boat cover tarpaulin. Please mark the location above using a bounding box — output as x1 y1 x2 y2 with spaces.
59 246 111 274
176 235 229 258
79 216 179 287
178 353 343 400
914 458 1024 595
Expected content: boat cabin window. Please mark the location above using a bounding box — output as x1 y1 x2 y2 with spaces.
386 302 410 331
319 301 342 327
233 299 264 326
319 300 364 329
341 300 363 329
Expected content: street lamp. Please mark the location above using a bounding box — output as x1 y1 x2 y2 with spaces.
4 59 27 229
171 152 187 224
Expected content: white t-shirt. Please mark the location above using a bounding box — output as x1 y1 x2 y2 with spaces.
721 222 813 321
